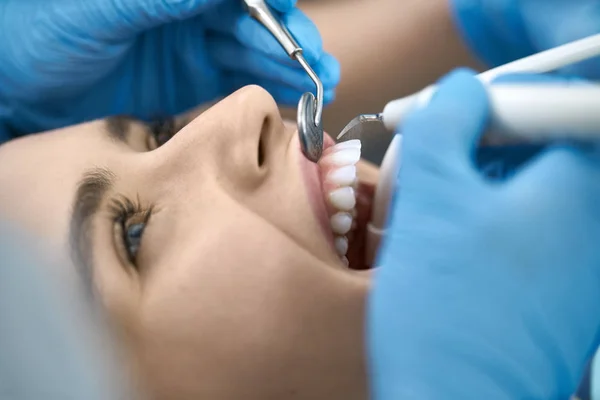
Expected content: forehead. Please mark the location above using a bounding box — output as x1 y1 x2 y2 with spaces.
0 120 128 244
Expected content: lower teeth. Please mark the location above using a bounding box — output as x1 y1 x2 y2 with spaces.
334 236 349 256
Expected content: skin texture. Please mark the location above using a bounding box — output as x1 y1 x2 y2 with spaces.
0 86 373 400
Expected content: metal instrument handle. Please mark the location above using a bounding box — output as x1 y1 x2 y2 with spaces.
243 0 302 57
243 0 325 161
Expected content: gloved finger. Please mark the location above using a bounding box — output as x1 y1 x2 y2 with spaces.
401 68 490 169
204 6 323 65
475 144 547 182
208 35 340 92
565 58 600 81
505 144 600 217
265 0 297 13
77 0 224 40
224 73 336 106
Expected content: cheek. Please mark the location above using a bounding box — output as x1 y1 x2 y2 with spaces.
134 222 330 396
140 223 312 341
230 167 335 267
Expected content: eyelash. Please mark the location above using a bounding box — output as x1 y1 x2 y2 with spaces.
108 196 152 268
110 118 180 265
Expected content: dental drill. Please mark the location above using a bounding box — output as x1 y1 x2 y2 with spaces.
338 34 600 265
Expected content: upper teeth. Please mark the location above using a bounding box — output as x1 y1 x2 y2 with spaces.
322 147 361 167
330 212 353 234
334 236 349 255
326 165 356 186
318 139 361 263
329 187 356 211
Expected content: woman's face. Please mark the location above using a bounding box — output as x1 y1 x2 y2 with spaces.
0 86 373 400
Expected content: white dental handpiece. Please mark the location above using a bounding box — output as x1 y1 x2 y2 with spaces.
383 32 600 136
383 83 600 140
364 83 600 266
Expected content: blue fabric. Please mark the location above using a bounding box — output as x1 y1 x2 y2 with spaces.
0 223 131 399
369 69 600 399
0 0 339 141
449 0 600 79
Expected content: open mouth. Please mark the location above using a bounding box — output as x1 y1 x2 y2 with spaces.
347 180 375 270
318 140 376 271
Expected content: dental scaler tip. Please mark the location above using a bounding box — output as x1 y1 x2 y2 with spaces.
337 114 383 140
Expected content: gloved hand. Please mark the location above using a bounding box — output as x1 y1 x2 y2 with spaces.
368 69 600 399
450 0 600 79
0 0 339 139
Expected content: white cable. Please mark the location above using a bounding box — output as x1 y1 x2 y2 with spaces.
382 33 600 131
479 33 600 82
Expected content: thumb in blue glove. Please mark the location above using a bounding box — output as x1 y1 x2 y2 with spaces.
369 68 600 399
0 0 339 138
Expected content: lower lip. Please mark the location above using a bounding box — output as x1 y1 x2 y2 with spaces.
297 133 336 246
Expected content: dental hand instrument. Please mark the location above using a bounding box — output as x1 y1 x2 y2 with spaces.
352 33 600 267
243 0 324 163
338 33 600 142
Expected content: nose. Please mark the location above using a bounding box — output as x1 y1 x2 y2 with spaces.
155 85 287 189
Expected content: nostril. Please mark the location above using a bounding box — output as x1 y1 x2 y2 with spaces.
257 116 271 168
258 135 266 167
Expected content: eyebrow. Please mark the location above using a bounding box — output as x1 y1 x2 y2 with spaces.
69 168 116 296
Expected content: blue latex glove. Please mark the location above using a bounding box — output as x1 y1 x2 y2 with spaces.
0 0 339 141
369 69 600 399
450 0 600 79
